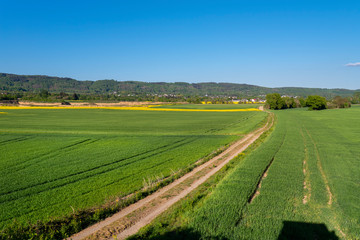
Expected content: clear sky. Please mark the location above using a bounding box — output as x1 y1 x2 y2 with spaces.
1 0 359 89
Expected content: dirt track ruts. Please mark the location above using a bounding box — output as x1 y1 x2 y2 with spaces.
68 112 273 240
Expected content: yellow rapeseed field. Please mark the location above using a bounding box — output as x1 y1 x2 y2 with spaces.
0 106 261 112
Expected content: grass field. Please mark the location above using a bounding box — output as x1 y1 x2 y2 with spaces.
0 107 266 231
133 106 360 240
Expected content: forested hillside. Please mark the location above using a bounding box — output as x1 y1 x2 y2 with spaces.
0 73 357 98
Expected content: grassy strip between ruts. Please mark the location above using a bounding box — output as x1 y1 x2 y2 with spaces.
0 114 269 240
128 112 276 240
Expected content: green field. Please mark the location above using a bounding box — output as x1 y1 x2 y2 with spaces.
133 106 360 240
154 103 262 109
0 108 266 229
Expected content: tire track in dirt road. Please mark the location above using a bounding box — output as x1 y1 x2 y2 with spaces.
68 112 274 240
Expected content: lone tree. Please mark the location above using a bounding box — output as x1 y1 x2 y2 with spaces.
306 95 327 110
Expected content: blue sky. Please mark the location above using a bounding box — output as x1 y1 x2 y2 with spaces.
1 0 359 89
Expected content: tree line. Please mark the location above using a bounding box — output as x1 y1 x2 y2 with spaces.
2 89 359 107
266 93 353 110
1 73 359 99
1 90 250 104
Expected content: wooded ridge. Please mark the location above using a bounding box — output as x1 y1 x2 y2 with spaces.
0 73 357 98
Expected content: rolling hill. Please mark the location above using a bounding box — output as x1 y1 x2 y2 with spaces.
0 73 357 98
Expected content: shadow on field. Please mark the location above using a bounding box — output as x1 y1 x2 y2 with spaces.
278 221 338 240
129 227 229 240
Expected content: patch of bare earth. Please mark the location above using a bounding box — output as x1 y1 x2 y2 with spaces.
68 114 274 240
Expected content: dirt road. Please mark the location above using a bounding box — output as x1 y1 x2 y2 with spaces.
69 113 273 240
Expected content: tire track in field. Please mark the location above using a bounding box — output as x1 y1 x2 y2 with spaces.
0 139 100 196
300 128 311 204
0 137 203 223
247 157 274 204
2 138 98 173
0 138 197 204
247 127 286 204
0 136 32 146
1 138 189 196
2 137 185 185
75 155 178 200
303 128 347 239
204 113 257 134
204 114 254 133
304 128 333 205
0 158 176 223
233 114 281 228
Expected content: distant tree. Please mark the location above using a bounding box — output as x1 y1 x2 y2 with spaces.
306 95 327 110
0 93 17 100
39 89 50 99
72 93 79 100
59 92 67 98
351 92 360 104
331 96 351 108
266 93 285 110
298 97 306 107
283 97 297 109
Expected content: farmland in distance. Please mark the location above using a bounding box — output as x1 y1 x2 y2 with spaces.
0 107 266 229
153 103 263 110
132 106 360 240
